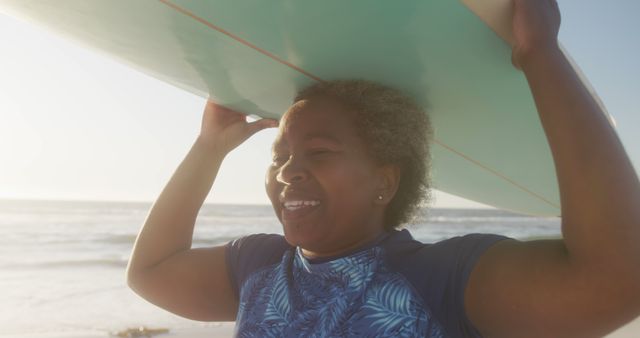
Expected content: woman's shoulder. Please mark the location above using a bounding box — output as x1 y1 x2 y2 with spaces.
227 233 289 251
380 229 510 337
381 229 510 283
225 233 292 297
384 229 508 251
226 233 292 266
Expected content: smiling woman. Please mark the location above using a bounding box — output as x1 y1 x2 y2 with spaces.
128 81 507 336
126 0 640 337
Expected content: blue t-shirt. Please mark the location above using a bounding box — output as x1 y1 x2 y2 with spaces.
225 229 507 337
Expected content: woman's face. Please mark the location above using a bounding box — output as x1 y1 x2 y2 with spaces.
265 97 394 258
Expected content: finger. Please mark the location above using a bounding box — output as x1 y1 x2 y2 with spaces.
511 50 523 71
204 99 217 113
205 99 245 117
246 118 279 134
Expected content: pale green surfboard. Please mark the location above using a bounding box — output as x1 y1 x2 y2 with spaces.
0 0 612 216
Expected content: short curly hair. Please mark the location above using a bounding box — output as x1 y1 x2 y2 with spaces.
294 79 433 230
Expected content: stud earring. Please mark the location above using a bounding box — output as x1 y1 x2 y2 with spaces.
377 195 383 200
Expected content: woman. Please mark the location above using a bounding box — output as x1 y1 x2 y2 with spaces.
127 0 640 337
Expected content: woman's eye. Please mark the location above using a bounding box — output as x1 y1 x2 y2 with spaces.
308 149 331 156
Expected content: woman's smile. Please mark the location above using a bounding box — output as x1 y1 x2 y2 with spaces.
280 196 322 222
283 200 320 211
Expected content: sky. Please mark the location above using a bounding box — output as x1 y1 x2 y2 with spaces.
0 1 638 209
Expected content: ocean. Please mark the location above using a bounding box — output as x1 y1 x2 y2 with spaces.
0 199 561 336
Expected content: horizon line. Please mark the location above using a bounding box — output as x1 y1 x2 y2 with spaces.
0 196 493 210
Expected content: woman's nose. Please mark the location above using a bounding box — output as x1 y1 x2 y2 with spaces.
276 157 308 185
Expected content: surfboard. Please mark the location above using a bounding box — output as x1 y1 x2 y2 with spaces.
0 0 611 216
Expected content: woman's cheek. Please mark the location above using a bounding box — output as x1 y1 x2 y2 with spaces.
264 167 279 198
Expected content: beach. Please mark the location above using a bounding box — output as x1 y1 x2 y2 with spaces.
0 199 637 337
3 321 640 338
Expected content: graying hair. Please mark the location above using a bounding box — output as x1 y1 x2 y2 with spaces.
294 79 432 229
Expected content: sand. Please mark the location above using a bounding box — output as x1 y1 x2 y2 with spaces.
2 318 638 337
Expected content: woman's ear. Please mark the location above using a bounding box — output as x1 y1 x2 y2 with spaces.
375 164 401 205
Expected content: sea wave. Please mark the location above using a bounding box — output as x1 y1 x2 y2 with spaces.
2 258 129 269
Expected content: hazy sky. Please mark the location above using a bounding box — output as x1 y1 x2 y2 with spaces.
0 1 638 209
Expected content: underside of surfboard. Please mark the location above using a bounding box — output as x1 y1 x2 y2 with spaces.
0 0 611 217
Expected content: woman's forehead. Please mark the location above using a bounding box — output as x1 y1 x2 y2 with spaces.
281 98 352 127
273 98 357 148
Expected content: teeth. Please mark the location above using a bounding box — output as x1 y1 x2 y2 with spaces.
284 200 320 210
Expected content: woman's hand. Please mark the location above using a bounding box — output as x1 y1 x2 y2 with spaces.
511 0 561 69
198 100 278 154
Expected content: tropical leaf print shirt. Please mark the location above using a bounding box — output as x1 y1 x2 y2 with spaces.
225 229 507 337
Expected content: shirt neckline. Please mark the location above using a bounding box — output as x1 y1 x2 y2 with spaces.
297 230 394 265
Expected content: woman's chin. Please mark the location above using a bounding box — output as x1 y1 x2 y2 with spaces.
282 221 326 249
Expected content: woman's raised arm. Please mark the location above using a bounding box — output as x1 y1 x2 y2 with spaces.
465 0 640 337
126 101 277 321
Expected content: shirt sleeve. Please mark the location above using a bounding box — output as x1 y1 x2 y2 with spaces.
224 233 291 299
446 234 508 337
411 233 509 337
